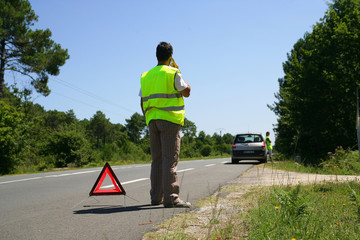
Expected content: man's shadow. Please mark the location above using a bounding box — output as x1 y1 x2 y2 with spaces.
73 204 162 215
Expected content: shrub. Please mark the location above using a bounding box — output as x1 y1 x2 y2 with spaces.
46 130 93 167
201 145 212 157
0 102 26 174
320 147 360 175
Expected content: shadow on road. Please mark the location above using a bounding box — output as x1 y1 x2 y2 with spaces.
223 160 263 165
73 204 162 214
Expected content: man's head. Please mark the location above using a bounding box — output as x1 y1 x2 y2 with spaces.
156 42 173 62
266 132 270 136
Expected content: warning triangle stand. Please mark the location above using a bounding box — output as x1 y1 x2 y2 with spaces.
89 162 126 196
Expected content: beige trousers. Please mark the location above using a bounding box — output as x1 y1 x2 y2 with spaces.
149 119 181 205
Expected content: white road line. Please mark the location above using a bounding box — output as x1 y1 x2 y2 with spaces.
44 173 72 178
1 170 100 184
0 177 43 185
71 170 98 175
177 168 194 173
101 178 149 188
221 161 229 164
205 164 216 167
0 165 192 185
101 168 196 189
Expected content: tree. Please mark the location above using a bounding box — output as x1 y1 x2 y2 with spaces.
44 109 76 130
89 111 110 148
125 112 146 143
223 133 234 144
196 130 214 151
0 0 69 100
0 101 26 174
46 129 92 167
182 118 197 139
106 123 126 144
200 145 212 157
212 132 233 155
269 0 360 163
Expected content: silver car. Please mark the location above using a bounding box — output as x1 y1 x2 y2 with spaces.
231 133 267 164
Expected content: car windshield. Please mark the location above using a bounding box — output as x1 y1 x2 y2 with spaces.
234 134 263 143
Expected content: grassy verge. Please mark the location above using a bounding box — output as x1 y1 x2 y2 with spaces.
267 160 322 174
247 181 360 239
143 159 360 240
271 148 360 175
144 184 260 240
144 179 360 240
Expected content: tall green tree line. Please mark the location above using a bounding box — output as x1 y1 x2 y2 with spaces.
269 0 360 163
0 87 233 175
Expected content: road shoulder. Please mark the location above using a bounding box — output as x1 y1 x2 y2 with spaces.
142 164 360 239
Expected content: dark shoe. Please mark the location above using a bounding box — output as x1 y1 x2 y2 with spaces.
164 199 191 208
151 201 163 206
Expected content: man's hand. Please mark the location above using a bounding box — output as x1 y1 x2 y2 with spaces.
170 58 179 69
181 81 191 98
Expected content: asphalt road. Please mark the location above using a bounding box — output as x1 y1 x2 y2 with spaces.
0 158 255 240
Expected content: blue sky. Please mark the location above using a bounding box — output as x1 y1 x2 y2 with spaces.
10 0 329 138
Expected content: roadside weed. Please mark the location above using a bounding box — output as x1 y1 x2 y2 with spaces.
272 149 360 175
248 181 360 240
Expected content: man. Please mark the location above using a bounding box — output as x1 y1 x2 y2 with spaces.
265 131 273 163
139 42 191 208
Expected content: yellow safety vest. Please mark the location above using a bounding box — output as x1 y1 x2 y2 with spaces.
141 65 185 126
265 136 273 150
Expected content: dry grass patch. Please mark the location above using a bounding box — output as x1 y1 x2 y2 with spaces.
142 184 265 240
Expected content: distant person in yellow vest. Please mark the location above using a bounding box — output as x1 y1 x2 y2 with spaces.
265 131 273 163
139 42 191 208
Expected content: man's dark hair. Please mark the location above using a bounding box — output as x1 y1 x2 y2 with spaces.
156 42 173 61
266 132 270 135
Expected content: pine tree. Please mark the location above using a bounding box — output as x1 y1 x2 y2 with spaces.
0 0 69 99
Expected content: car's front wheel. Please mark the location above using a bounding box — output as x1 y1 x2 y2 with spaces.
231 158 238 164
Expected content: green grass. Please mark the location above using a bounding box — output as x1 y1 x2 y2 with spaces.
271 148 360 175
269 160 322 174
184 181 360 240
247 181 360 240
143 150 360 240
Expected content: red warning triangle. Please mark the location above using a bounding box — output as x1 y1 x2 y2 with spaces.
89 162 126 196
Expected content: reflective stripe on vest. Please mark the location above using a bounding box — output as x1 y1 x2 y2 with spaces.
144 105 185 114
141 65 185 126
142 93 182 102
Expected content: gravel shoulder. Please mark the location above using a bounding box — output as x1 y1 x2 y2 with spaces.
231 164 360 186
143 164 360 239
